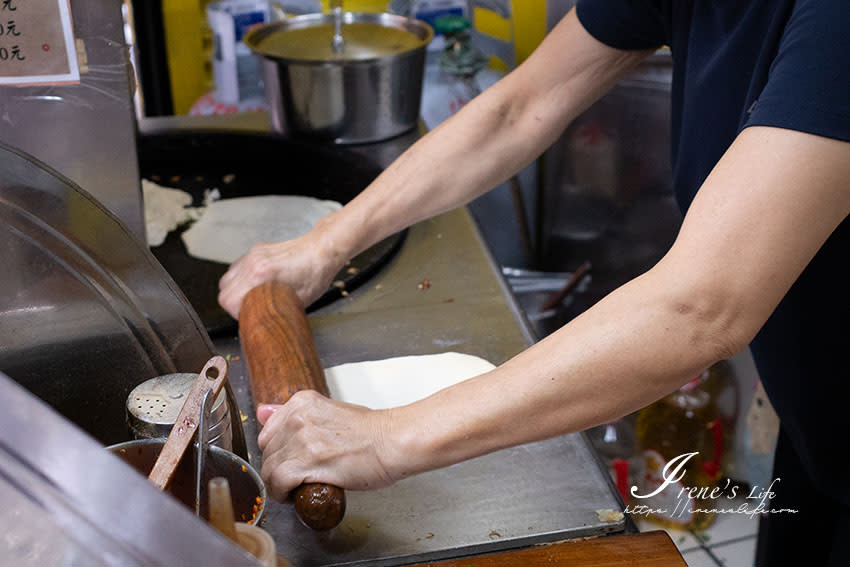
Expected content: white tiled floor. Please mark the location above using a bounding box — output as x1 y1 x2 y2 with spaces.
636 494 759 567
695 495 760 545
709 538 757 567
681 549 719 567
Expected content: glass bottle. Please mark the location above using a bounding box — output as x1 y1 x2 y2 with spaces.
634 370 724 531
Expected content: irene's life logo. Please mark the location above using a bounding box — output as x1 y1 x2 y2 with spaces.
627 452 798 521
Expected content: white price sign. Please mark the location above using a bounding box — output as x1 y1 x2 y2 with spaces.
0 0 80 85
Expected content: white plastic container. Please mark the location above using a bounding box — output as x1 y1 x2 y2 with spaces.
206 0 270 103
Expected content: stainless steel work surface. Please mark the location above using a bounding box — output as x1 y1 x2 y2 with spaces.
214 206 624 566
147 112 624 565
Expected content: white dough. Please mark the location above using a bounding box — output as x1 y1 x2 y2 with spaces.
142 179 195 247
180 195 342 264
324 352 496 410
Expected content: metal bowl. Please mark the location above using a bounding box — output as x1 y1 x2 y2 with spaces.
108 439 266 525
245 12 433 143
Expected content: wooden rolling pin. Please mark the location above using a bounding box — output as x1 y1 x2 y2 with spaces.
239 281 346 530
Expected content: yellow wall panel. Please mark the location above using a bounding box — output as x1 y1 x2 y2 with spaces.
473 6 512 41
161 0 208 114
512 0 546 64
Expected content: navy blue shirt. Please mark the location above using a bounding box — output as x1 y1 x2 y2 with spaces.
576 0 850 502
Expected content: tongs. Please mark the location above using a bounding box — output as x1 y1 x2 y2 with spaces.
195 388 216 515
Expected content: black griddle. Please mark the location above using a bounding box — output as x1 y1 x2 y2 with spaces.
137 131 405 337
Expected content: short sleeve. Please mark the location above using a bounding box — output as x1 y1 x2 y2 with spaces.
575 0 668 51
744 0 850 142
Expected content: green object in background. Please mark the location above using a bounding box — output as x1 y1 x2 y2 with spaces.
436 15 488 76
433 14 470 35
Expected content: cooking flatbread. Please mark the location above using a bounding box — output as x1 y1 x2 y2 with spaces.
142 179 194 247
324 352 496 410
180 195 342 264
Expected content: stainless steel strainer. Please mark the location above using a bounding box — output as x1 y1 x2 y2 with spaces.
126 373 232 450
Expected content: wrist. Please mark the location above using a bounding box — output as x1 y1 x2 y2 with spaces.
307 211 355 278
312 209 365 268
375 405 439 482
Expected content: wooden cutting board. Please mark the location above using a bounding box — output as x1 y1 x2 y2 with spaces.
408 531 686 567
277 531 686 566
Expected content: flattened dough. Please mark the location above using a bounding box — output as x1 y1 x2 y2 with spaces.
142 179 194 247
181 195 341 264
324 352 496 409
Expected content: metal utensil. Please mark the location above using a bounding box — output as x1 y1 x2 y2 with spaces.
127 372 232 450
194 388 216 516
331 0 345 54
148 356 229 490
540 261 592 313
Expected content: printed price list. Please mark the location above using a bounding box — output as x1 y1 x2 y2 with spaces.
0 0 79 85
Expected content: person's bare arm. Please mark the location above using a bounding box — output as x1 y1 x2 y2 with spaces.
387 125 850 474
218 10 654 317
256 126 850 496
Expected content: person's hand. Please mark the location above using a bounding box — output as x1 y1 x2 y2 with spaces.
218 230 344 319
256 391 402 501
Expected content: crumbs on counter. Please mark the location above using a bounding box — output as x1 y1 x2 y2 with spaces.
341 290 349 297
595 509 624 523
232 355 240 361
417 279 431 290
222 173 236 184
375 284 383 290
333 280 346 289
488 530 502 539
346 266 359 275
443 298 454 303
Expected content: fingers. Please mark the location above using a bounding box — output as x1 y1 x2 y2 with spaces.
259 450 307 501
256 403 291 451
218 244 272 318
257 391 316 451
218 260 250 319
256 395 320 500
218 254 243 288
218 235 341 318
257 403 282 426
253 389 398 502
